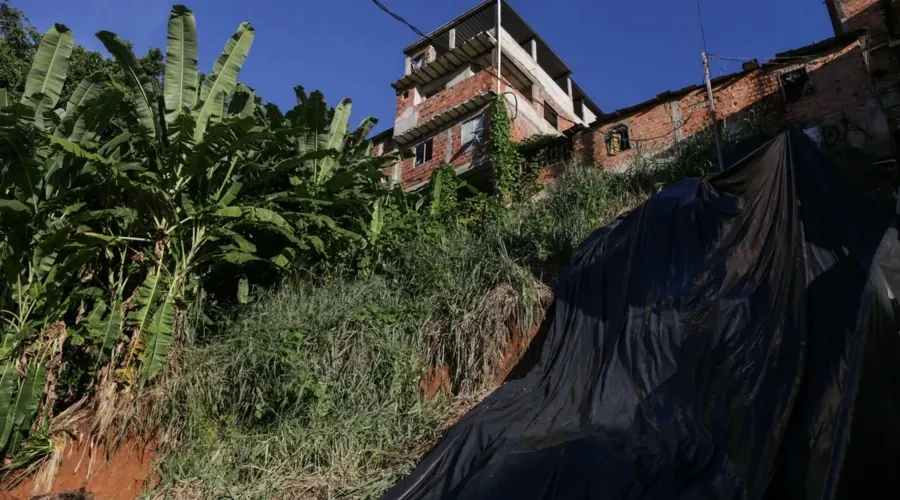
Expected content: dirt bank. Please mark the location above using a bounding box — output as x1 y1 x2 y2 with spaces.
1 437 156 500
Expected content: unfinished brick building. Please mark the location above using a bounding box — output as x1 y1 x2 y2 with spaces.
371 0 601 190
377 0 900 190
573 0 900 171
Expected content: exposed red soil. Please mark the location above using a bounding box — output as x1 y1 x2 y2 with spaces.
420 318 545 399
0 313 546 497
420 364 452 398
1 437 157 500
494 320 543 385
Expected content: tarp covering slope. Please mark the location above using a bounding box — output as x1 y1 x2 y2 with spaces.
384 130 900 499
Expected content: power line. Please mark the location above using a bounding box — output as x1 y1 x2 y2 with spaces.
370 0 704 144
371 0 430 40
601 102 701 144
370 0 508 92
370 0 584 125
696 0 710 54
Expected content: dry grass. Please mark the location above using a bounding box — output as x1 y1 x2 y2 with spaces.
150 134 720 498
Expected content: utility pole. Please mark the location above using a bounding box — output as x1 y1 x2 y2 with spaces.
702 52 725 172
496 0 502 94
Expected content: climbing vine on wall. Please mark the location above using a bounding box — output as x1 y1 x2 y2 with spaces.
428 164 461 218
515 134 563 202
489 95 523 202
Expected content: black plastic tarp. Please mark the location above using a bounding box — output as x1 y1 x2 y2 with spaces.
384 130 900 499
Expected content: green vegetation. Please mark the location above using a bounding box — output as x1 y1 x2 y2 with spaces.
0 1 721 497
489 95 524 202
0 3 406 483
154 148 714 497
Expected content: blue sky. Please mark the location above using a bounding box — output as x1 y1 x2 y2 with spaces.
20 0 834 133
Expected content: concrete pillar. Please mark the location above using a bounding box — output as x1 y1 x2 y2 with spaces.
392 160 402 185
445 128 454 162
567 77 573 100
405 56 411 76
449 28 456 49
669 102 684 142
530 38 538 61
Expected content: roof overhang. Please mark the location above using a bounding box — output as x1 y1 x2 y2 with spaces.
395 91 496 145
571 81 603 117
393 32 496 91
403 0 494 55
402 1 572 80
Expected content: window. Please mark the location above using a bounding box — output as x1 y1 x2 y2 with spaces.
415 138 433 166
410 55 425 72
461 115 484 146
605 125 631 156
420 81 446 100
544 104 559 129
780 67 813 103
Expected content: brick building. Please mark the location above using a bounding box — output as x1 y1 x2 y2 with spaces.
372 0 601 190
574 0 900 171
828 0 900 119
376 0 900 188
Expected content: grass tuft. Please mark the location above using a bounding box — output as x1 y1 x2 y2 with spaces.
153 132 724 498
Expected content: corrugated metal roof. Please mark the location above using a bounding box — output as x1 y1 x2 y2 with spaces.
402 1 495 55
392 32 496 91
402 1 572 79
395 92 496 145
370 127 395 143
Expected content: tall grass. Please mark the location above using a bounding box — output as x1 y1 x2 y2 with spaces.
156 278 433 498
153 134 721 498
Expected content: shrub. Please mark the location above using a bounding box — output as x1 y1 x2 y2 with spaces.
154 134 719 497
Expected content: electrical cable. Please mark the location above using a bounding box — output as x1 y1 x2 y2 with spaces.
503 91 519 120
371 0 510 93
600 104 701 144
696 0 710 55
370 0 588 127
370 0 703 144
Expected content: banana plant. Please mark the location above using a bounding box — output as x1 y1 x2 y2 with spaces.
0 17 137 466
0 3 417 477
19 23 73 132
253 87 411 265
82 6 263 380
98 5 254 143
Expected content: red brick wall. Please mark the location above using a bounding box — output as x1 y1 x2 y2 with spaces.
388 111 491 190
574 40 871 170
833 0 889 35
786 45 871 122
573 94 677 170
416 71 495 125
396 88 415 119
